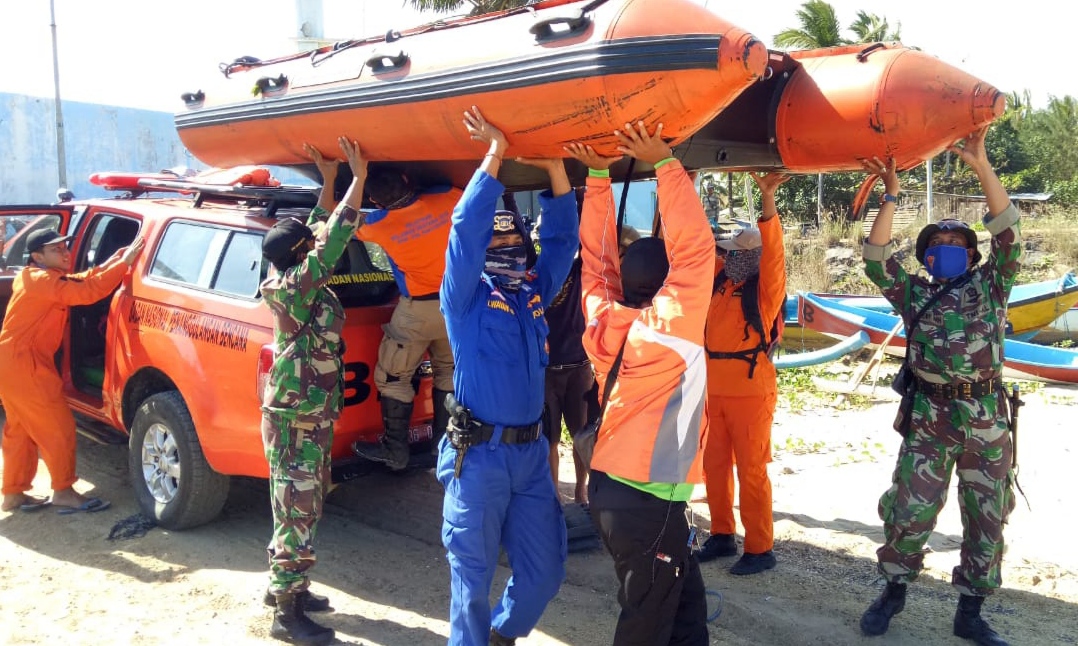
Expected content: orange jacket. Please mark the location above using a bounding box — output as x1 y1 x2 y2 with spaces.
581 161 714 484
356 187 461 298
0 261 129 398
705 215 785 396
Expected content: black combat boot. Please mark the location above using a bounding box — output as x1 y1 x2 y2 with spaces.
263 587 331 612
270 592 335 645
489 627 516 645
431 389 453 454
730 550 777 575
694 533 738 563
953 594 1009 645
860 581 907 636
352 398 413 470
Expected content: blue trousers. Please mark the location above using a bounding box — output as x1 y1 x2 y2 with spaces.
437 433 568 646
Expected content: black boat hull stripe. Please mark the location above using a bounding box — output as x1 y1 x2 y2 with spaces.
176 35 724 129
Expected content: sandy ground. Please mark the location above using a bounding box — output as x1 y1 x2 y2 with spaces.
2 385 1077 646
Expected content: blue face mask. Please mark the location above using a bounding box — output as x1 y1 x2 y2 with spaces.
923 244 969 280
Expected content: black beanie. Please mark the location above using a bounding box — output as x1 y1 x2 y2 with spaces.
620 237 669 306
262 218 313 270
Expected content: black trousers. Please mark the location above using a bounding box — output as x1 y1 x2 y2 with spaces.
588 471 709 646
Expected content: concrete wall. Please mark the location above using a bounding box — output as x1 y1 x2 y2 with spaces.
1 92 195 204
1 92 313 205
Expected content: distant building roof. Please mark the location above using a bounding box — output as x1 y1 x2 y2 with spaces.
968 192 1053 202
1010 193 1054 202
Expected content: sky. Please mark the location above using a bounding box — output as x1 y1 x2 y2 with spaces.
0 0 1073 113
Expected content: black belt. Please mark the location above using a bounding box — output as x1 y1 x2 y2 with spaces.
410 292 440 301
915 377 1002 399
448 419 542 445
476 422 542 444
548 360 591 371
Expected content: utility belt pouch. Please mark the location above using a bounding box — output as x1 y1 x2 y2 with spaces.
448 420 478 450
891 362 914 397
445 394 474 477
893 389 915 436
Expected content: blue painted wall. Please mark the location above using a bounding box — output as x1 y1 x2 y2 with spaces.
1 92 313 204
1 92 195 203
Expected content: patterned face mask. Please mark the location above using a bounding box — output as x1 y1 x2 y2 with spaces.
724 247 762 284
485 245 527 292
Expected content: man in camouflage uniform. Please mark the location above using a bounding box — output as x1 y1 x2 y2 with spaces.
259 137 366 646
858 127 1019 646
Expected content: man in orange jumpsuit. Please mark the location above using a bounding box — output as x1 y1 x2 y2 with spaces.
0 228 143 513
695 172 789 575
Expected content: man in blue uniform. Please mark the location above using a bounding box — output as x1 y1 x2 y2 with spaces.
437 106 577 646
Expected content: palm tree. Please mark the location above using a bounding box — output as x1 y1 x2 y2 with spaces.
848 10 900 42
408 0 532 16
774 0 845 49
774 2 901 50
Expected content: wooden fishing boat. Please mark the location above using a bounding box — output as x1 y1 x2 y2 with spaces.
808 273 1078 340
1029 304 1078 345
799 291 1078 384
175 0 767 190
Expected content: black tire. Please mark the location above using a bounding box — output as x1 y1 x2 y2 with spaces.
128 391 230 530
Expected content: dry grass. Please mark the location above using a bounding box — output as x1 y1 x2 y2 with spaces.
785 207 1078 295
1024 207 1078 272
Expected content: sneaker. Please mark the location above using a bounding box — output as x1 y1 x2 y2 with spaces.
730 550 777 575
694 533 738 563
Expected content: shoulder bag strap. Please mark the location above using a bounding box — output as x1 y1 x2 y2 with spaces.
902 272 974 364
596 341 627 429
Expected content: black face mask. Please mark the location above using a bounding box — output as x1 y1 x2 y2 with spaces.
620 237 669 306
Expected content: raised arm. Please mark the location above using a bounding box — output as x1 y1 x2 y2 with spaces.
951 126 1022 295
282 137 367 304
303 141 340 219
616 122 714 336
515 158 577 304
440 107 509 317
565 142 623 324
863 157 901 247
859 157 913 312
751 171 790 323
38 236 144 306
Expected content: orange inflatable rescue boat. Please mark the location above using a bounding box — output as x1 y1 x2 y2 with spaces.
676 42 1004 174
175 0 767 188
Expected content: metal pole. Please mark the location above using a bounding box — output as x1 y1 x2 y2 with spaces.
816 172 823 228
49 0 67 190
745 174 755 222
925 157 934 224
727 172 734 220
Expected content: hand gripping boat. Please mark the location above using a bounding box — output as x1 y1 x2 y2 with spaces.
175 0 767 190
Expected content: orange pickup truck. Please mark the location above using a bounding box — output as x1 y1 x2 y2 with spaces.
0 178 434 529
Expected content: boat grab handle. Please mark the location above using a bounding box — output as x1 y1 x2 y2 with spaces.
530 9 590 42
856 43 887 62
181 90 205 109
253 75 289 96
366 50 409 73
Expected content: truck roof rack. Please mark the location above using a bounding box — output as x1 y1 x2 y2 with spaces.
136 179 319 217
